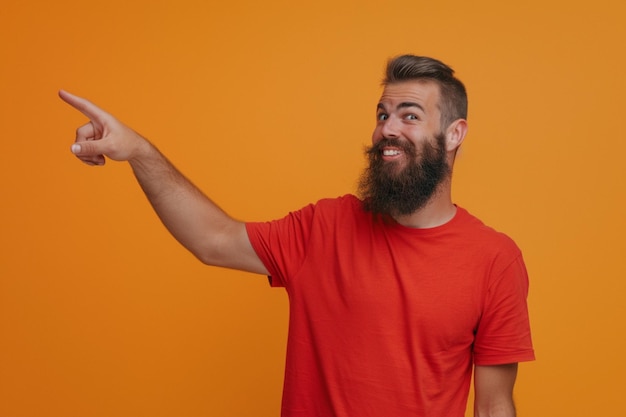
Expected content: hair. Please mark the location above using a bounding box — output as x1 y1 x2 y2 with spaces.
383 55 468 130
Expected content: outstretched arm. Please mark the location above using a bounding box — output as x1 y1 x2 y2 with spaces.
59 90 268 275
474 363 518 417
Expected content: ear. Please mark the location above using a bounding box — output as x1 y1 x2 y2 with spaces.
444 119 468 153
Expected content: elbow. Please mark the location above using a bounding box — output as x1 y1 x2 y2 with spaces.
190 238 236 269
192 246 223 267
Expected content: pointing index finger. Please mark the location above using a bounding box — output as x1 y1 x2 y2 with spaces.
58 90 111 124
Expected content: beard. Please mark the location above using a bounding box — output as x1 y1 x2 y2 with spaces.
357 133 450 218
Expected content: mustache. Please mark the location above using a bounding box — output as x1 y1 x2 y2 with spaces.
366 138 416 157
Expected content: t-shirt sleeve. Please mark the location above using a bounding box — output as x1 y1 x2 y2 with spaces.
245 203 316 288
473 253 535 365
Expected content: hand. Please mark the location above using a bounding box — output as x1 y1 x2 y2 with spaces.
59 90 148 166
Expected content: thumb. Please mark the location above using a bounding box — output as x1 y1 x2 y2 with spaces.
70 141 107 166
71 141 105 156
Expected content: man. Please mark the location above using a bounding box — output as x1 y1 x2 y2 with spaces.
61 55 534 417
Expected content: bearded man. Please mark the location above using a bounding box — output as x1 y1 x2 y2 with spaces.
60 54 534 417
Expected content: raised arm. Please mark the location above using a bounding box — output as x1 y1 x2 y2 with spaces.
59 90 268 275
473 363 518 417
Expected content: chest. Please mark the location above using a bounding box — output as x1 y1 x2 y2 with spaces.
292 232 488 353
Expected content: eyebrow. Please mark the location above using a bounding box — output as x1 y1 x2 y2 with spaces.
377 101 425 113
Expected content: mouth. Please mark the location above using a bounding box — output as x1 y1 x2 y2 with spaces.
381 147 403 161
367 138 414 163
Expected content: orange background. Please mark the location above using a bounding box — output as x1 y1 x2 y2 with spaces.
1 0 625 416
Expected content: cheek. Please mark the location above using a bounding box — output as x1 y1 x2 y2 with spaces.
371 126 383 143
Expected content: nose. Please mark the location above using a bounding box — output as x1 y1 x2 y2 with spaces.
380 115 401 139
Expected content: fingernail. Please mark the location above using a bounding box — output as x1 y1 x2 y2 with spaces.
71 144 81 154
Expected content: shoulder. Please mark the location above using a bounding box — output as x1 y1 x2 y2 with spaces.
252 194 365 229
453 207 524 272
314 194 362 209
456 207 520 249
303 194 364 218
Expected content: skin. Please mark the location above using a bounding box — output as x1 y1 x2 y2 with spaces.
474 364 519 417
58 90 267 275
60 82 519 416
373 80 466 228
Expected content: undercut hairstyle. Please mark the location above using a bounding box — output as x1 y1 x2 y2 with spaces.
383 55 468 130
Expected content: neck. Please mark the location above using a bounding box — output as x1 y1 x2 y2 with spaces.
392 182 456 229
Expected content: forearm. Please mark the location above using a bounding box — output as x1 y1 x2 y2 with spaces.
474 401 515 417
60 90 266 274
128 141 242 266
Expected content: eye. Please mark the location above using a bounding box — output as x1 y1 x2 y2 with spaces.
405 114 419 121
377 113 388 121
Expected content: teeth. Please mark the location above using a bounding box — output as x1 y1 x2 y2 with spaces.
383 149 401 156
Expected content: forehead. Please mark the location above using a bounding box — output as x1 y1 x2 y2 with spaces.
378 80 441 111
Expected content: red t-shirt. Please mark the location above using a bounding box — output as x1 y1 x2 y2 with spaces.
246 195 534 417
